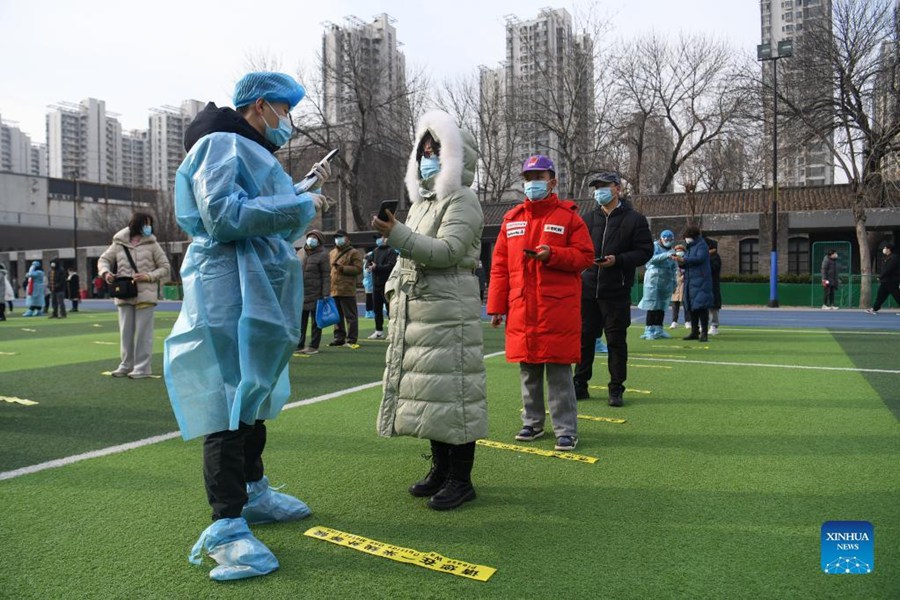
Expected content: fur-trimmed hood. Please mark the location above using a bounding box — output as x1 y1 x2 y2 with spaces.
405 110 477 204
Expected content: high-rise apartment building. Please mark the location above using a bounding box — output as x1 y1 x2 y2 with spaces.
760 0 834 186
503 8 594 193
122 129 151 189
30 144 47 177
322 14 406 128
46 98 123 183
874 1 899 182
149 100 203 197
0 115 34 174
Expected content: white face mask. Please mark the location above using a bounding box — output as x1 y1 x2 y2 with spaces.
685 237 695 245
884 248 890 256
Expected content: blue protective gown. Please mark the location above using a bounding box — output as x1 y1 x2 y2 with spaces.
25 267 45 308
637 241 677 311
164 132 316 440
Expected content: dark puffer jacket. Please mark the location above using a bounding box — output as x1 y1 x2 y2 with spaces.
581 201 654 300
299 231 330 311
681 236 713 311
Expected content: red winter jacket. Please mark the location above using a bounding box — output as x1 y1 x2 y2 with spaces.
487 194 595 364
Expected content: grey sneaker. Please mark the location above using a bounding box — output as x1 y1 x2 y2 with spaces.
555 436 578 451
515 426 544 442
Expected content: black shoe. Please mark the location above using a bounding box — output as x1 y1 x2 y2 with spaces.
409 466 449 497
328 340 345 347
683 333 699 340
575 386 590 400
699 333 708 342
427 479 476 510
608 395 624 407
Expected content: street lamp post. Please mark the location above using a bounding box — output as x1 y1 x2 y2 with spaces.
757 39 793 308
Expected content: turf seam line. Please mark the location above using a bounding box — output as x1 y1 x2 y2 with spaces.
0 350 507 481
632 356 900 374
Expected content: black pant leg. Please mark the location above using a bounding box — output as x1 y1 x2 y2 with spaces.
299 308 311 348
697 308 709 333
671 301 680 322
243 420 266 483
204 424 252 521
333 298 347 343
603 299 631 397
574 299 604 389
342 296 359 342
872 283 892 311
310 313 322 349
373 286 386 331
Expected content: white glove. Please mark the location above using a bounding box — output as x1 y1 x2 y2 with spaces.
310 193 334 214
311 161 331 188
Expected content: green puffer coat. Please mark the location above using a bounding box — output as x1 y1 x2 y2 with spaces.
377 110 487 445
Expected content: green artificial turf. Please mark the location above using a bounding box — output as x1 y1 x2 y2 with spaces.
0 313 898 598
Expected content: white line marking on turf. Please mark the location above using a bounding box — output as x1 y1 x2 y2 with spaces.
632 356 900 374
0 350 507 481
724 328 900 336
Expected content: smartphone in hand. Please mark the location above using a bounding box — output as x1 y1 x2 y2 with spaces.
523 249 538 258
296 148 339 193
377 200 399 221
595 256 610 265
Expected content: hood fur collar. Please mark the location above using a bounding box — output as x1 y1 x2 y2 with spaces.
405 110 465 204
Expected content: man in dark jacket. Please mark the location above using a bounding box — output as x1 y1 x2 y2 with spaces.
707 239 722 334
367 235 398 339
67 267 81 312
574 172 653 407
821 249 840 309
297 230 330 353
866 243 900 314
47 259 67 319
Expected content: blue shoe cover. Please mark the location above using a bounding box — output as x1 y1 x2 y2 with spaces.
189 517 278 581
654 326 671 339
595 339 608 353
639 326 652 339
364 311 376 319
22 309 35 317
241 476 311 525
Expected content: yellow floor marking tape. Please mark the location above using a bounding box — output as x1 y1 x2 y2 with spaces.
92 324 103 327
292 353 312 358
93 341 116 345
0 351 18 356
1 396 38 406
589 385 650 395
538 409 626 424
476 439 598 464
20 328 36 332
631 364 673 369
345 343 361 350
631 353 687 359
304 526 496 582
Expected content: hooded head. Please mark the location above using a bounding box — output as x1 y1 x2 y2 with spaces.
405 110 476 203
31 260 41 269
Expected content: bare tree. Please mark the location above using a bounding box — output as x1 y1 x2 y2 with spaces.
288 19 429 230
151 192 186 280
695 133 766 191
775 0 900 306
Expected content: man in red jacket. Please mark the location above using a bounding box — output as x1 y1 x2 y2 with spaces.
487 155 595 451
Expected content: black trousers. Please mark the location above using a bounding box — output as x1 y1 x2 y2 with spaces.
430 440 476 483
646 309 665 326
671 301 690 323
574 297 631 397
299 308 322 349
333 295 359 343
373 285 389 331
690 308 709 334
203 420 266 521
873 282 900 311
824 286 837 306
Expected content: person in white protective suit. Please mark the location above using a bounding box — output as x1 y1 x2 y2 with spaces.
163 71 332 582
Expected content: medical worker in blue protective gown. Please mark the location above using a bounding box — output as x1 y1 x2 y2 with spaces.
163 72 332 582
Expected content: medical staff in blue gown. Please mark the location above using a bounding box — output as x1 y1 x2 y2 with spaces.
163 71 332 582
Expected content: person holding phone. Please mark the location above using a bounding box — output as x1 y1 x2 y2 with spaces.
163 71 332 581
367 233 397 339
574 172 653 407
487 155 594 451
372 110 485 511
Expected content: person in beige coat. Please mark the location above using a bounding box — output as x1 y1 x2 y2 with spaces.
98 212 170 378
373 110 486 511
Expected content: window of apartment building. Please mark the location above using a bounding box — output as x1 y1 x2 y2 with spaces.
788 237 809 275
740 238 759 274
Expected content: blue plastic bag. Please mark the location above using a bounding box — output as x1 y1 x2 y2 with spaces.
316 297 340 328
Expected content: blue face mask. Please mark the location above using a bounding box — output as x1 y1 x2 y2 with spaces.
419 156 441 181
594 188 613 206
524 181 549 201
306 237 319 248
263 101 292 147
376 238 384 247
661 239 674 248
335 236 346 247
142 225 152 237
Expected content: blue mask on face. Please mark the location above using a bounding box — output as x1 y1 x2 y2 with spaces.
335 236 346 247
142 225 152 237
524 181 549 201
306 237 319 248
419 156 440 181
263 101 292 147
594 188 613 205
662 238 674 248
376 238 384 247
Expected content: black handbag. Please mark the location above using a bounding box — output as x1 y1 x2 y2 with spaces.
110 247 140 299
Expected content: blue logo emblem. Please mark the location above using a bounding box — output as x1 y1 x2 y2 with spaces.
821 521 873 574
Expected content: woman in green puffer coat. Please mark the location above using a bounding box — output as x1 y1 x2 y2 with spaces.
372 110 486 511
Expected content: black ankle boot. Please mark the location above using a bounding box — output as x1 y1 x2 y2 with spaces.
427 442 476 510
409 441 450 497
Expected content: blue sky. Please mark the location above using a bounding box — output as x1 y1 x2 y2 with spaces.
0 0 760 142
